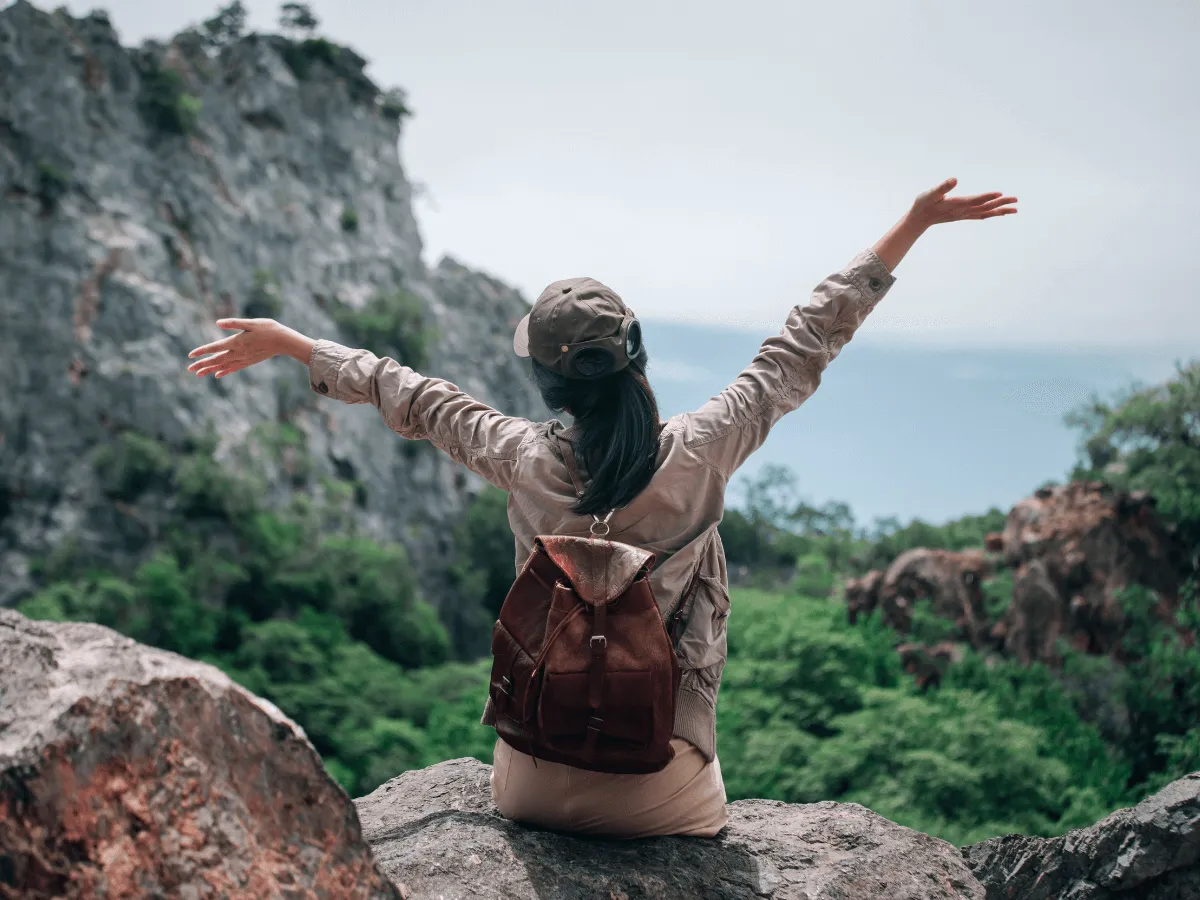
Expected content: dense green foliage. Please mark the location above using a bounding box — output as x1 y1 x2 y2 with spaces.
137 63 202 136
35 159 70 212
278 36 378 105
449 486 516 620
16 354 1197 841
1068 362 1200 560
714 587 1133 845
244 268 284 319
717 464 1008 584
18 426 469 796
330 287 436 370
279 2 319 38
1063 362 1200 786
379 88 412 122
201 1 246 49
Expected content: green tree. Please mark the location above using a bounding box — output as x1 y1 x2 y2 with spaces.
1068 361 1200 560
279 2 319 37
202 2 247 48
330 286 435 370
137 64 202 136
449 486 515 618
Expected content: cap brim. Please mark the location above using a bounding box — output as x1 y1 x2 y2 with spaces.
513 312 532 358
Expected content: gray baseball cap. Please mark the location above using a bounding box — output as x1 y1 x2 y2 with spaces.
513 276 642 380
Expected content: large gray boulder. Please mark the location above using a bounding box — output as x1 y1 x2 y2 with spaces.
0 609 398 899
963 772 1200 899
355 757 985 900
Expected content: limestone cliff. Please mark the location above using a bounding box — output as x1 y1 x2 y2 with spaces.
0 2 543 630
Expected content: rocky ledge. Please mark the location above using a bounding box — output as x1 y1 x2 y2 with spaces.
3 610 1198 900
356 757 983 900
358 759 1200 900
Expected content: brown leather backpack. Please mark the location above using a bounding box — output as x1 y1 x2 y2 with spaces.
487 439 690 774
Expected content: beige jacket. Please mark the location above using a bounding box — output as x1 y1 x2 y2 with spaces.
308 248 897 761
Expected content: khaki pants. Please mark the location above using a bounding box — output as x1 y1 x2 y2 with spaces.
490 737 728 839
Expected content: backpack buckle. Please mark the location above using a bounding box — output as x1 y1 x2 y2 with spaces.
589 635 607 650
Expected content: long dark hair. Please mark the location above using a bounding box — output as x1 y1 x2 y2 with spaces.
532 346 662 516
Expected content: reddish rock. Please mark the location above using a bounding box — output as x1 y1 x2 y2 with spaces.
847 482 1188 670
0 610 400 900
998 481 1186 665
895 641 966 689
845 568 885 625
856 548 994 647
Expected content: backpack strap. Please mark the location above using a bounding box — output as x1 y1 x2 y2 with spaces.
556 432 615 536
584 597 608 761
557 431 587 500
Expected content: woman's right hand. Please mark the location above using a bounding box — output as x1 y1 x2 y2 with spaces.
186 318 316 379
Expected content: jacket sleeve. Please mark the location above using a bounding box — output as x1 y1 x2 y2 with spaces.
681 248 896 478
307 340 536 491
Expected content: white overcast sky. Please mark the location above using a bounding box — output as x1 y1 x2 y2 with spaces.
59 0 1200 348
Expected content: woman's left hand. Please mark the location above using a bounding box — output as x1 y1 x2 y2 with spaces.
186 318 315 378
872 178 1018 272
909 177 1018 228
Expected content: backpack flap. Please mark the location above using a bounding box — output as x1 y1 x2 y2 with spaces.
536 535 655 606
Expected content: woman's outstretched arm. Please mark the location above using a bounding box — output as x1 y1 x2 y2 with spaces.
681 177 1017 480
186 323 535 490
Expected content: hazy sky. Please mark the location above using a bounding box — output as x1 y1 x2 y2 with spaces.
60 0 1199 348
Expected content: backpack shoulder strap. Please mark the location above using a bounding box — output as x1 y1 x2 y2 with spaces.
556 432 617 535
556 431 587 500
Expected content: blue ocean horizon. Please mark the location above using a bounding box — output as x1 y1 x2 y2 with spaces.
637 318 1193 527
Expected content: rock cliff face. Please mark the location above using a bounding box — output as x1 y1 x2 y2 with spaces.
997 481 1185 665
4 610 1198 900
0 2 544 617
845 481 1188 671
846 547 993 645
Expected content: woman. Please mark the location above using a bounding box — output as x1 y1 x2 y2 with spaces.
187 177 1017 838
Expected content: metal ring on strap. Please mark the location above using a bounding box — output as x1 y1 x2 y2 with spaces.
589 510 615 537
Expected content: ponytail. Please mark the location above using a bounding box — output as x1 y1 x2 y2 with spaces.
531 347 661 516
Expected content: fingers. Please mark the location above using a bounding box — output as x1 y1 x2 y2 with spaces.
188 356 219 374
190 356 232 376
975 199 1018 217
188 317 267 360
192 358 247 378
917 177 958 203
955 191 1004 205
188 348 243 377
932 177 957 197
216 318 259 331
944 193 1017 222
187 338 235 360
